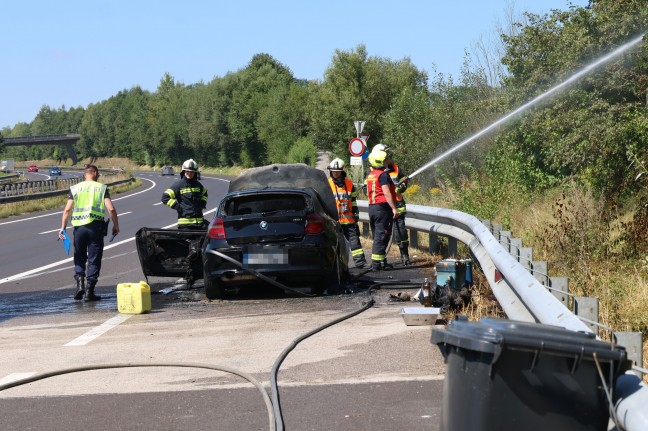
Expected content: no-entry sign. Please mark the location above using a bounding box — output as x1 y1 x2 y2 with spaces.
349 137 366 156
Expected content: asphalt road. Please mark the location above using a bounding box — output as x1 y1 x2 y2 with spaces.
0 171 448 431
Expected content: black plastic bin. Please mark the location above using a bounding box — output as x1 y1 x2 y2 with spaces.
431 318 630 431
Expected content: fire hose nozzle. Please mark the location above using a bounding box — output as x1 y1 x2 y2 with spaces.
396 176 409 194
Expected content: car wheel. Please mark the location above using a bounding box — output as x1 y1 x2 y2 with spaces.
204 272 225 300
312 249 347 295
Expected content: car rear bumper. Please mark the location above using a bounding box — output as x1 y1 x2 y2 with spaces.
203 247 334 286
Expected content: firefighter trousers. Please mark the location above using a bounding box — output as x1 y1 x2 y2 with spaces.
341 222 366 265
369 203 394 265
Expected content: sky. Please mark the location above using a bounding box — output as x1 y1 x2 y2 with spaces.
1 0 589 129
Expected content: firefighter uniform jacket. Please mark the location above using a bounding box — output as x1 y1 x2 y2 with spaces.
162 177 208 226
328 177 358 224
389 163 407 215
366 168 395 205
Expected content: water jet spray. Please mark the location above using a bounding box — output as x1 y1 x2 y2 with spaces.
408 33 646 180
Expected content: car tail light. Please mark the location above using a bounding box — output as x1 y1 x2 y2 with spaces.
305 213 324 235
208 217 226 239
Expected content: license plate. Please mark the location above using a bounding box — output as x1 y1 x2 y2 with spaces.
244 248 288 265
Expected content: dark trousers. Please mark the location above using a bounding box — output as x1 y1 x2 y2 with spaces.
73 220 104 284
369 203 394 263
392 212 409 253
341 222 366 264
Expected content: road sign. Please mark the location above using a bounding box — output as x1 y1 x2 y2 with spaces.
350 156 363 166
354 121 365 135
349 137 366 156
360 134 370 143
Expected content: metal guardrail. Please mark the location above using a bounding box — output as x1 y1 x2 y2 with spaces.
357 200 648 431
0 177 134 204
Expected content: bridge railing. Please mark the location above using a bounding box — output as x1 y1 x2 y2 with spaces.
357 200 648 431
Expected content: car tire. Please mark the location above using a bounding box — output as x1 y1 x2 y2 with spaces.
204 272 225 300
313 249 348 295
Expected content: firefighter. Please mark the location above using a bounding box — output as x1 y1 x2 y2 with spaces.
365 147 399 271
327 158 369 269
59 164 120 301
374 144 411 265
162 159 208 229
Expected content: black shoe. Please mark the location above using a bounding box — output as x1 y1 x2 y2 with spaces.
381 261 394 270
355 261 370 269
401 255 411 265
74 277 85 301
84 283 102 302
371 263 383 271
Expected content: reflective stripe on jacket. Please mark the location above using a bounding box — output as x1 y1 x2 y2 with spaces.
162 177 208 223
70 181 107 227
328 177 357 224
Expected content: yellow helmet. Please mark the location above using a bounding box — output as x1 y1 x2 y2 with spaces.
368 149 387 168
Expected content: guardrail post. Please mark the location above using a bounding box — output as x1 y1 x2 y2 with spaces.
531 261 548 285
519 247 533 270
361 222 370 238
499 230 512 252
409 229 419 250
491 223 502 238
447 236 458 257
428 229 439 255
574 296 599 335
614 332 643 377
510 237 522 257
548 277 569 307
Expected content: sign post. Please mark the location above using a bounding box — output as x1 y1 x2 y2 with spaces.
354 121 365 137
351 121 367 190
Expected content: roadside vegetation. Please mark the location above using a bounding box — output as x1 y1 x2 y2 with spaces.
1 1 646 367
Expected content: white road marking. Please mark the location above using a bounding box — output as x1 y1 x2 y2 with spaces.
64 314 132 346
0 372 36 385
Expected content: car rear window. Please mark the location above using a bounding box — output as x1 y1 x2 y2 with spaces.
222 193 308 216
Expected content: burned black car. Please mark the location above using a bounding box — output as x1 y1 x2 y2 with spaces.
136 164 349 299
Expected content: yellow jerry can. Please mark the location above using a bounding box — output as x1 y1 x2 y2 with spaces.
117 281 152 314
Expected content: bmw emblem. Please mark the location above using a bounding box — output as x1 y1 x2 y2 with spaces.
260 220 268 230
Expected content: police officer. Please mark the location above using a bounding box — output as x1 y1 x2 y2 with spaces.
162 159 208 229
59 164 119 301
365 147 399 271
327 158 369 269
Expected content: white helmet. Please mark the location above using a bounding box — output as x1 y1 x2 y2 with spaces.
371 144 388 154
328 158 345 171
181 158 199 173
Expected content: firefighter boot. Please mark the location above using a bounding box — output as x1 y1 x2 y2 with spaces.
73 277 85 301
400 246 410 265
84 281 102 302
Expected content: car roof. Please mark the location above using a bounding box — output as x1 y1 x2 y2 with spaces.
228 164 338 220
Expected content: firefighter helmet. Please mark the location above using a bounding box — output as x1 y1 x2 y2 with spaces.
368 149 388 168
372 144 388 154
181 159 199 174
328 158 345 171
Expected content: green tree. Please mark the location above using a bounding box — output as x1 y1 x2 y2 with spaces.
309 45 428 159
227 54 296 167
